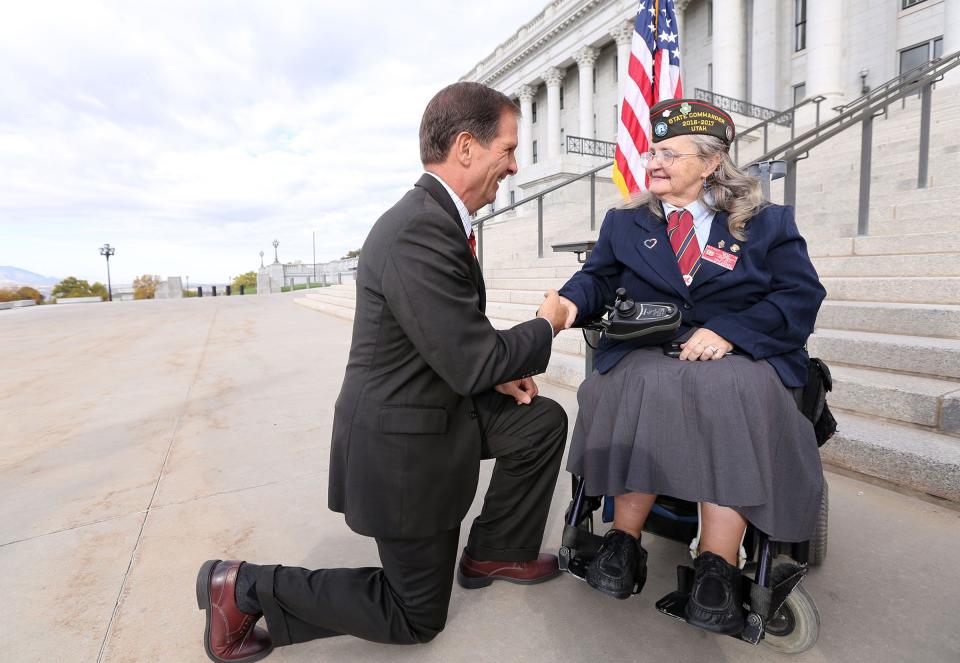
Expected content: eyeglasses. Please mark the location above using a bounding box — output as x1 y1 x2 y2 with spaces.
640 150 700 168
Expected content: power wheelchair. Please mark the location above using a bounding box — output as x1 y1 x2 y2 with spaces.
553 289 832 654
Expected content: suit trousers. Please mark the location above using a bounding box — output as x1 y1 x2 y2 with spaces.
256 393 567 646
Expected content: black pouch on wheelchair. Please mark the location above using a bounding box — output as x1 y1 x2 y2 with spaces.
800 357 838 446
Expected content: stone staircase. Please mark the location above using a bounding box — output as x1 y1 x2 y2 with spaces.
296 84 960 503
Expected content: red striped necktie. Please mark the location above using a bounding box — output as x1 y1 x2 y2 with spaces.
667 209 701 286
468 229 477 258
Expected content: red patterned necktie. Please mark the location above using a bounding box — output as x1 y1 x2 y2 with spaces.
468 229 477 258
667 209 701 286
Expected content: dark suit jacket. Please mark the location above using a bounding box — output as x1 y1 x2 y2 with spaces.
328 174 554 539
559 204 825 388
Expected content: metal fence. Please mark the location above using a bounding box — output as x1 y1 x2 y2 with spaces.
694 88 793 127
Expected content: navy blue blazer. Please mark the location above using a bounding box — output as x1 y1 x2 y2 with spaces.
559 203 826 388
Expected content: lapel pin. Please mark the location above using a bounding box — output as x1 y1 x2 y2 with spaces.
718 240 725 249
731 244 740 253
644 238 657 249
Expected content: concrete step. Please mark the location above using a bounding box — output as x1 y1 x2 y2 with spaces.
294 296 355 321
484 266 578 280
820 410 960 502
486 289 546 305
829 364 960 431
808 329 960 379
540 349 588 390
485 277 569 293
813 253 960 277
820 276 960 305
806 231 960 258
816 300 960 339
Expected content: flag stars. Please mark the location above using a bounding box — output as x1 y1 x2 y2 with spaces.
659 31 678 44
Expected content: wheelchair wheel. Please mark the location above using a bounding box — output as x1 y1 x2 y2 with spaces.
762 566 820 654
808 480 828 567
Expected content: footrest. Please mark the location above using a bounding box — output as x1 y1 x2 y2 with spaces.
654 565 763 645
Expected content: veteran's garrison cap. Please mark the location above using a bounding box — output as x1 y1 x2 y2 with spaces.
649 98 735 145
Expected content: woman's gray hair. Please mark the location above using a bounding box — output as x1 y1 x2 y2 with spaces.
624 135 764 240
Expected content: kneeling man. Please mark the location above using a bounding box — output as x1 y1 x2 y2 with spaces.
196 81 569 661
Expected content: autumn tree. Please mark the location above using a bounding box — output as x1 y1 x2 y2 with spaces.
232 271 257 290
53 277 106 300
133 274 161 299
16 286 44 303
341 249 360 259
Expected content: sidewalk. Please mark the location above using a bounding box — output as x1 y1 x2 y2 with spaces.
2 294 958 662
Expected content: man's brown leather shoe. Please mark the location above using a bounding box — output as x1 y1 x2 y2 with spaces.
196 560 273 663
456 550 560 589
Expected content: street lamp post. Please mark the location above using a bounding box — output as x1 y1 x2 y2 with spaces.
99 243 115 302
259 251 264 268
272 239 280 264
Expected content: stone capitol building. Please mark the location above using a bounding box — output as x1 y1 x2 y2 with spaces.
462 0 960 208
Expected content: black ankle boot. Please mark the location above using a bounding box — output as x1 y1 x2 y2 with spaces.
685 551 746 634
585 529 647 599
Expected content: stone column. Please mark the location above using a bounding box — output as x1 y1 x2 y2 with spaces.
610 21 634 98
573 47 599 140
517 84 535 167
495 176 511 210
749 0 779 109
542 67 564 158
711 0 746 99
944 0 960 63
806 0 844 106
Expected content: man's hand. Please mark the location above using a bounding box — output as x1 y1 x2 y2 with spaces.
537 289 568 336
495 377 539 405
679 328 734 361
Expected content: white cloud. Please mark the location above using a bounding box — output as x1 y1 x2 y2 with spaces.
0 0 546 283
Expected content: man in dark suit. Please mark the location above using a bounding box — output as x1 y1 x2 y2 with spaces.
195 82 570 662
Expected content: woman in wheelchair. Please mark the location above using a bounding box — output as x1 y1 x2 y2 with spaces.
556 99 826 635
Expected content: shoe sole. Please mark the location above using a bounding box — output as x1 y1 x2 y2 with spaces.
196 559 274 663
456 567 561 590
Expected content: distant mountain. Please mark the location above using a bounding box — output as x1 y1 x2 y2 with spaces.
0 266 60 286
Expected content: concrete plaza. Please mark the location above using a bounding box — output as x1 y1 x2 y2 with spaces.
2 293 959 662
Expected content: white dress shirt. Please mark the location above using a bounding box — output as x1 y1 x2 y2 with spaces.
661 198 716 252
424 172 473 238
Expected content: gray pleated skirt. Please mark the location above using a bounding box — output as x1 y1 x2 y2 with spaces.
568 347 823 542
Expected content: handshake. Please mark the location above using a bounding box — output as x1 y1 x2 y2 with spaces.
537 290 578 337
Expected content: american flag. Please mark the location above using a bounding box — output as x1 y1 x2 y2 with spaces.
612 0 684 198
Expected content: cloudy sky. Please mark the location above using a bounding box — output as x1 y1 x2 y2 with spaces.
0 0 547 285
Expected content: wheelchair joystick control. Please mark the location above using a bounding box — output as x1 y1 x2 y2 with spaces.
616 298 636 317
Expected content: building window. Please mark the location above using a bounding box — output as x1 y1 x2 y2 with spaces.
560 86 564 109
532 100 538 124
794 0 806 52
560 128 565 152
707 1 713 38
899 37 944 74
532 140 538 164
613 104 619 136
614 54 618 82
593 65 598 93
707 63 713 91
793 82 807 106
901 0 928 9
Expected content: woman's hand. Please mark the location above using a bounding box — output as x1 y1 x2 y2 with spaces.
679 328 733 361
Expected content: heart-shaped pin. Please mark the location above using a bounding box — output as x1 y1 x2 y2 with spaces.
644 238 657 249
